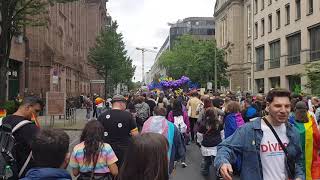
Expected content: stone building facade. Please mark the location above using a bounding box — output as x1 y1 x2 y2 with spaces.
214 0 320 94
8 0 108 99
252 0 320 94
214 0 253 92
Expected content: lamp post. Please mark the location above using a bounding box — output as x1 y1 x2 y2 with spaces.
136 47 158 85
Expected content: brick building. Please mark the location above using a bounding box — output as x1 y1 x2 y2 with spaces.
8 0 109 100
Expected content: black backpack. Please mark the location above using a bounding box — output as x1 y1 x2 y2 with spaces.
0 120 32 180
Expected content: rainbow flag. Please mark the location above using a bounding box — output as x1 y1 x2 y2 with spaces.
293 113 320 180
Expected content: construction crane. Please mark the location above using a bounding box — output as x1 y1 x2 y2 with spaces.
136 47 158 85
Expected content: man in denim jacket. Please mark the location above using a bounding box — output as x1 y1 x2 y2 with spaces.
214 89 304 180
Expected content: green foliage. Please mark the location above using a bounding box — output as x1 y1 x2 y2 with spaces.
158 35 228 87
0 101 18 115
306 62 320 95
88 21 135 92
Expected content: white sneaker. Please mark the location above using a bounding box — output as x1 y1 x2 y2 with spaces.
181 162 187 168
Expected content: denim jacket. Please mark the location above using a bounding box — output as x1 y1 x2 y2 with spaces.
214 117 305 180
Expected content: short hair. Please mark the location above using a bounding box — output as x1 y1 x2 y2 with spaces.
32 129 69 168
225 101 241 113
266 89 291 103
21 96 44 108
134 96 145 104
153 106 167 116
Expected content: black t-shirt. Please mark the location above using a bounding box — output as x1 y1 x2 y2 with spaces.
146 99 156 115
2 115 39 178
98 109 137 166
98 109 137 146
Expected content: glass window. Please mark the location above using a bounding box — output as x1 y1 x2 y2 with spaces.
269 41 280 68
255 22 258 39
276 10 280 29
254 0 258 14
285 4 290 25
296 0 301 20
261 19 265 36
308 0 313 14
309 26 320 61
287 33 301 65
268 14 272 33
256 46 265 71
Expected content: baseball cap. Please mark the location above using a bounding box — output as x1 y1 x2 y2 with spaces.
112 95 126 103
295 101 308 110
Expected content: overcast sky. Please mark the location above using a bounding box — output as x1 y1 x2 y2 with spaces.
107 0 216 82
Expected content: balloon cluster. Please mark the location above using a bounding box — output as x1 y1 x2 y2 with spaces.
148 76 191 90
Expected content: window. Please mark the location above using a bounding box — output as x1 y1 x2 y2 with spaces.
248 47 252 62
255 22 258 39
268 14 272 33
261 19 265 36
309 26 320 61
256 79 265 93
287 33 301 65
276 10 280 29
256 46 265 71
296 0 301 20
285 4 290 25
247 5 252 37
261 0 264 10
254 0 258 14
269 41 281 68
269 77 280 89
308 0 313 14
287 75 301 92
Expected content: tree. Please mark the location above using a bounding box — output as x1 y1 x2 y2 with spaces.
88 21 135 97
158 35 228 88
0 0 76 104
306 62 320 95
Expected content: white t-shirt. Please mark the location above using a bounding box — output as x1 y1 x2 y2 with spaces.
260 120 289 180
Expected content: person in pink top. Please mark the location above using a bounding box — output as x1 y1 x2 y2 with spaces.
168 99 190 168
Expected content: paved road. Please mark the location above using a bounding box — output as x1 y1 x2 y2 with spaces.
172 144 239 180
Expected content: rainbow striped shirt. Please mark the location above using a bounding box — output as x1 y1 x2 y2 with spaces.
69 142 118 173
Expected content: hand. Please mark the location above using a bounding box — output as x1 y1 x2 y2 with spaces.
219 163 233 180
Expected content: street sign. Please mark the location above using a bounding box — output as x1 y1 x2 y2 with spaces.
90 80 105 84
46 92 66 116
52 76 59 84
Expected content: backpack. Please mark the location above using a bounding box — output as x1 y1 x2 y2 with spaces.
174 116 187 133
0 120 32 179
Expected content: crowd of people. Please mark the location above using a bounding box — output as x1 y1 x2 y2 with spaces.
1 88 320 180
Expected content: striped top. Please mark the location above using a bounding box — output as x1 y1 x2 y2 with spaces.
292 112 320 180
69 142 118 173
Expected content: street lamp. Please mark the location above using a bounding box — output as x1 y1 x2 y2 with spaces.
136 47 158 85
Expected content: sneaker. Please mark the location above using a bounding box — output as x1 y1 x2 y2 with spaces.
181 162 187 168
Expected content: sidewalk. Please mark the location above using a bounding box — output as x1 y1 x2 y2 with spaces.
38 109 88 130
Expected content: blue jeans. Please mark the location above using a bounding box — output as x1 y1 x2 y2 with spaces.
201 156 216 176
96 108 102 118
